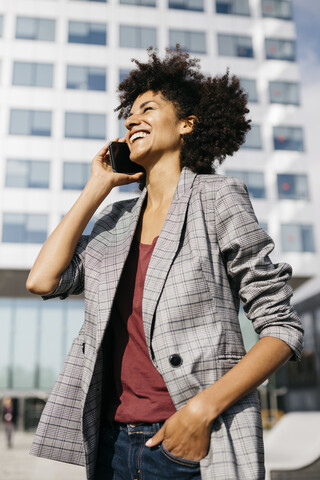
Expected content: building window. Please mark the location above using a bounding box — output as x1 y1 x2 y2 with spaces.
277 174 309 200
269 81 300 105
118 120 127 139
262 0 292 20
169 0 204 12
0 298 84 391
66 65 106 91
83 217 96 235
281 224 315 252
68 21 107 45
2 213 48 244
118 183 140 193
218 34 253 57
119 68 131 83
273 126 304 151
65 112 106 139
169 29 206 54
239 78 258 103
9 109 52 136
216 0 250 15
265 38 296 61
259 222 268 233
119 25 157 49
12 62 53 88
120 0 156 6
63 162 91 190
16 17 55 41
0 15 3 37
242 124 262 149
6 160 50 188
226 170 265 198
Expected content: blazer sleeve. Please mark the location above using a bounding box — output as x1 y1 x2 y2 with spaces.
214 176 304 360
42 235 89 300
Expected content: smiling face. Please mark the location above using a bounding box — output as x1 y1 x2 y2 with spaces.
124 91 188 169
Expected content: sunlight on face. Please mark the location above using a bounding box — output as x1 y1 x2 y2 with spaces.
124 91 185 168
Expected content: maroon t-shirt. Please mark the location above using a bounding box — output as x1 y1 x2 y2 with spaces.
104 235 176 423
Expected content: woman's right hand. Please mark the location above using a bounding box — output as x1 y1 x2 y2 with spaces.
89 140 144 195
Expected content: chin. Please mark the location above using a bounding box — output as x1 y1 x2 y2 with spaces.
129 150 148 166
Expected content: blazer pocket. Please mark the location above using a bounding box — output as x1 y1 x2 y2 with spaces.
215 357 243 379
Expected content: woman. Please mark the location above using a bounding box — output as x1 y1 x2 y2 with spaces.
27 48 303 480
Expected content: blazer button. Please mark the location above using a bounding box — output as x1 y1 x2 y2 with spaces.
169 354 183 367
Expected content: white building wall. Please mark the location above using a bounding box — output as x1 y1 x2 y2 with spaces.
0 0 318 278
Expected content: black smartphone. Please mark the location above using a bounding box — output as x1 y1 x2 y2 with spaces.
108 141 145 175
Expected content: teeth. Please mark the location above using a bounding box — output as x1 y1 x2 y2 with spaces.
130 131 149 144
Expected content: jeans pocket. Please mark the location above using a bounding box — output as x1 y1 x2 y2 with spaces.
160 442 200 468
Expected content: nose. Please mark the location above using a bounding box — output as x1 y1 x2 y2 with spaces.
124 113 141 131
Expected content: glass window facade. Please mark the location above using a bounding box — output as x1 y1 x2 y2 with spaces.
119 25 157 49
83 217 96 235
218 34 253 57
68 21 107 45
262 0 292 20
169 0 204 12
120 0 156 6
259 222 268 233
66 65 106 91
281 224 315 252
12 62 54 88
65 112 106 139
169 29 206 54
265 38 296 61
2 213 48 243
119 119 127 138
273 126 304 151
9 109 52 136
0 298 84 391
269 81 300 105
277 174 309 200
6 159 50 188
216 0 250 15
63 162 91 189
119 68 131 83
226 170 265 198
118 183 140 193
242 124 262 149
16 17 55 41
239 78 258 103
0 301 11 389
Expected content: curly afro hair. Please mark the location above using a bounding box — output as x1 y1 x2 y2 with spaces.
116 46 250 185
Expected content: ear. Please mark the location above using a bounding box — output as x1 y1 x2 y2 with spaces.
180 115 198 135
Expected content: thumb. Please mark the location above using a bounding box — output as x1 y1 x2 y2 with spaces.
145 425 165 447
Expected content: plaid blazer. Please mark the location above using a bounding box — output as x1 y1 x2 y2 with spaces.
30 168 303 480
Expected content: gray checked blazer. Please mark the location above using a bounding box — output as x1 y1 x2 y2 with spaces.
30 167 303 480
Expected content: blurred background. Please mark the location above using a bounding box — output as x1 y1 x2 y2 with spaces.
0 0 319 478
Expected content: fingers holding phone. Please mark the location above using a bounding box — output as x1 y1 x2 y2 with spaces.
90 140 144 191
109 141 145 175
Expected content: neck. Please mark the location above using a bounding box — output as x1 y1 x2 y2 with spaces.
144 156 181 210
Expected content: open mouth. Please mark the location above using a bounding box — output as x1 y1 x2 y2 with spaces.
129 131 150 144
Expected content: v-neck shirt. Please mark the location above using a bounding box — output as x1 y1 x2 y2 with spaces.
104 235 176 423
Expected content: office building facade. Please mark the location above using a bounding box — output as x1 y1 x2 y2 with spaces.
0 0 317 427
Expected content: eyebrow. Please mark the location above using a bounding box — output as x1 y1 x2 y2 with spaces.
128 100 155 117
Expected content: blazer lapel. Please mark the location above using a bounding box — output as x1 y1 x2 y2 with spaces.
142 167 197 353
96 188 147 347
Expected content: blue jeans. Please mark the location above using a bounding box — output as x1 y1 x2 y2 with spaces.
95 421 202 480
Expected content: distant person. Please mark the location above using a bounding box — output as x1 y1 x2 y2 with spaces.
2 397 15 448
27 47 303 480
